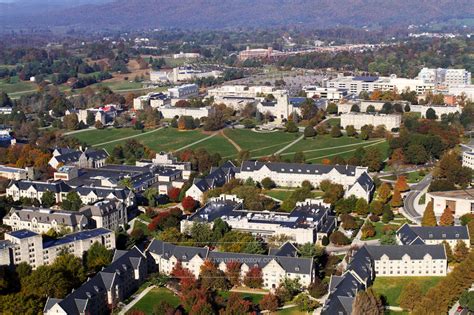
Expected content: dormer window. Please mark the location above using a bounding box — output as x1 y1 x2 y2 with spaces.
281 168 285 171
442 234 446 238
295 266 300 271
429 233 433 238
182 255 187 260
455 233 459 237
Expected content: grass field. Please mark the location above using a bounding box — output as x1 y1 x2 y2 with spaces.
218 291 265 304
372 277 443 306
0 77 37 95
381 171 425 183
277 306 306 315
185 133 239 157
72 128 145 146
128 287 180 314
280 134 388 163
223 129 299 158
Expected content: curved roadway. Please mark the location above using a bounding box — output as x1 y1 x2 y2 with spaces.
403 173 432 223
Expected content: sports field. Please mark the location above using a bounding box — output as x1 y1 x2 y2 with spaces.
69 127 388 161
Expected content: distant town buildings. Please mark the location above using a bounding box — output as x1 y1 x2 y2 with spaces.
168 83 199 99
417 67 471 86
0 165 28 180
238 47 280 61
340 113 402 130
150 66 222 83
173 52 201 59
328 74 434 95
303 86 348 100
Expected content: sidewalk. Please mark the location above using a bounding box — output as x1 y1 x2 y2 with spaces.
118 285 156 315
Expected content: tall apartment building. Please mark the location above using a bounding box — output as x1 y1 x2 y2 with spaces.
0 228 115 269
327 75 434 95
340 113 402 130
168 83 199 98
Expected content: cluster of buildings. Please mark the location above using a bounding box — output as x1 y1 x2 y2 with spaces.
426 189 474 219
340 112 402 130
150 66 222 83
181 195 336 244
186 160 374 202
323 223 471 314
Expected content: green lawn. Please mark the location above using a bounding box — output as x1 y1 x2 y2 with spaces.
326 118 341 127
71 128 145 146
219 291 265 304
128 287 180 314
280 134 388 163
263 189 296 201
186 134 238 158
223 129 299 158
277 306 307 315
372 277 443 306
0 77 37 95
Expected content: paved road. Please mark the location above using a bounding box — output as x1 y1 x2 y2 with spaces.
403 173 433 223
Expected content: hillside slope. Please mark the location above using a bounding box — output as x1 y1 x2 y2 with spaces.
2 0 473 30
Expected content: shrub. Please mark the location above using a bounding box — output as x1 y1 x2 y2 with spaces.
329 231 350 246
369 214 380 222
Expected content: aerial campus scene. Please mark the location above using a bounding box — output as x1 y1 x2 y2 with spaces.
0 0 473 314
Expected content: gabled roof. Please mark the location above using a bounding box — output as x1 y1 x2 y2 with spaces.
7 180 72 193
268 242 299 257
192 161 236 192
350 172 374 193
397 224 470 244
240 160 364 177
365 244 446 260
5 207 86 227
44 247 146 315
54 149 108 164
322 271 364 315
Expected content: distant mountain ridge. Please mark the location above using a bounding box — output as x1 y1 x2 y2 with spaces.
2 0 473 30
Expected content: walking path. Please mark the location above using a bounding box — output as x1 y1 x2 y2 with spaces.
305 139 385 162
63 127 97 135
274 134 305 155
118 285 156 315
221 129 242 152
279 138 383 157
174 131 219 152
92 126 164 147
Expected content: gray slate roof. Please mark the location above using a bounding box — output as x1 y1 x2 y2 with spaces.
240 160 363 177
193 161 236 192
54 148 108 164
365 244 446 260
7 180 72 193
397 224 469 245
5 207 86 228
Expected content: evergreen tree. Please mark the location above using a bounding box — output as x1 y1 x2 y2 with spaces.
395 175 410 192
390 189 403 208
41 190 56 208
439 207 454 226
454 240 469 263
442 241 454 263
421 201 437 226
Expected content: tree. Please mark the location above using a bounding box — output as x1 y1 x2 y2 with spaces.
352 288 384 315
212 217 231 240
330 125 342 137
63 113 79 130
94 120 104 129
460 291 474 312
390 189 403 208
168 187 181 202
426 108 437 120
380 231 397 245
442 241 454 263
259 293 279 312
439 207 454 226
362 147 383 171
405 144 429 165
421 201 437 226
341 214 358 230
261 177 276 190
382 208 394 223
355 198 369 215
395 176 410 192
243 266 263 288
399 281 423 311
361 222 376 239
199 260 230 291
293 151 305 163
454 240 469 263
190 222 214 246
41 190 56 207
377 183 392 204
329 231 350 246
61 191 82 211
223 292 253 315
285 121 298 133
326 103 338 114
303 126 316 138
350 104 360 112
225 261 242 287
369 200 384 216
299 243 320 258
366 105 376 113
85 241 112 272
346 125 357 137
308 277 328 298
182 196 197 212
295 293 320 312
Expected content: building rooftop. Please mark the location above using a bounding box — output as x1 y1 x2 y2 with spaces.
8 229 39 239
42 228 112 249
428 189 474 200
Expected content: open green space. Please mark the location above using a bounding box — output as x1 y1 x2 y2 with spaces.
128 287 180 314
364 221 401 240
0 77 37 95
381 171 426 184
223 129 299 158
264 189 324 201
71 128 145 146
277 306 307 315
218 291 265 305
326 118 341 127
372 277 443 306
280 134 388 162
186 134 239 158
